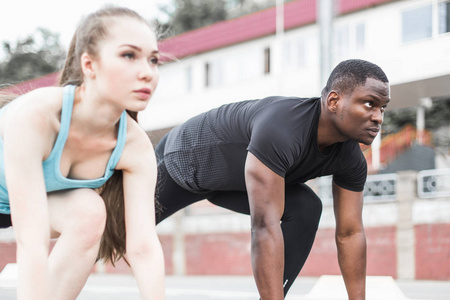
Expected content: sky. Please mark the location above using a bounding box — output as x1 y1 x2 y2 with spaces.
0 0 171 59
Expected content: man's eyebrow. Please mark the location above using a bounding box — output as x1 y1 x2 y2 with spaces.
364 94 391 105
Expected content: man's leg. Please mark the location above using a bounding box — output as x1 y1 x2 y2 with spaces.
155 135 208 224
155 162 207 224
280 183 322 294
208 183 322 297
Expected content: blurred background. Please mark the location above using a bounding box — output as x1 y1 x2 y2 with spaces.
1 0 449 283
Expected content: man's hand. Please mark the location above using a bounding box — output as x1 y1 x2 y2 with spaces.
333 182 367 300
245 152 285 300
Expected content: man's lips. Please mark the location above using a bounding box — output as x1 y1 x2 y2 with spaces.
367 127 380 137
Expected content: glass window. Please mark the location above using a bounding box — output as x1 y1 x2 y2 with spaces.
264 47 271 74
211 60 223 86
334 25 349 59
186 66 192 92
282 38 306 70
402 4 432 43
205 63 210 87
296 37 306 68
439 1 450 34
356 23 365 52
283 40 292 69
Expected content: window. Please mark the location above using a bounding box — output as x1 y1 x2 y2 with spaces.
333 22 365 60
439 0 450 34
211 60 223 86
205 62 210 87
264 47 270 74
335 25 350 59
297 38 306 68
186 66 192 92
355 23 365 52
283 37 307 70
402 4 432 43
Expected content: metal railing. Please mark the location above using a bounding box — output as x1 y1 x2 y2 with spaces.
315 169 450 204
417 169 450 198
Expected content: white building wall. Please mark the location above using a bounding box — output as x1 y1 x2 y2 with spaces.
140 0 450 132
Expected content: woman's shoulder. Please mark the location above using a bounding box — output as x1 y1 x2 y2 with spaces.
3 87 65 131
125 115 153 150
24 86 64 106
116 114 155 172
9 87 64 112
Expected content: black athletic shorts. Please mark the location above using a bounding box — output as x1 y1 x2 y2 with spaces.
0 213 12 228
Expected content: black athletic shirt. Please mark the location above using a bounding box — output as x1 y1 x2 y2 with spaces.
163 96 367 194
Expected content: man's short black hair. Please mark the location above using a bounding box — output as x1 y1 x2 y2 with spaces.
321 59 389 98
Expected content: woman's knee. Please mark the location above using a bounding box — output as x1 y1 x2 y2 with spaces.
75 189 106 240
53 189 107 247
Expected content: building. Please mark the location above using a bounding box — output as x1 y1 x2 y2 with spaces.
144 0 450 280
1 0 449 281
142 0 450 143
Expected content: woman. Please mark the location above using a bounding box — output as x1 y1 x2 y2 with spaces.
0 6 164 300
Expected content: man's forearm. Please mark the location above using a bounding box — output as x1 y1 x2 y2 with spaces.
251 225 285 300
336 231 367 300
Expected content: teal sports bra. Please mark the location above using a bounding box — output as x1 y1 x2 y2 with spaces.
0 85 127 214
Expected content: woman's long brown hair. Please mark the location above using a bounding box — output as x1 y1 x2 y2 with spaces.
59 6 151 266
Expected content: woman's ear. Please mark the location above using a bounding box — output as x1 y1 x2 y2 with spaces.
326 91 339 113
81 53 95 79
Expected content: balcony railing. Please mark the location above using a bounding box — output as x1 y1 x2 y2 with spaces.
315 169 450 205
417 169 450 198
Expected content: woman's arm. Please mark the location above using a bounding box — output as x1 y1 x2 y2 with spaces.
3 97 55 300
120 123 165 299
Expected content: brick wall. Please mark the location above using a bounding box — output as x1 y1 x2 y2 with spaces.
415 223 450 280
1 223 448 279
0 242 15 272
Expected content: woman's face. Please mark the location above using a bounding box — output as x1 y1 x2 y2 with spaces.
89 17 160 112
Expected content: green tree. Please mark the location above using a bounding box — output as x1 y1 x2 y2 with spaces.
0 27 66 85
382 98 450 148
158 0 228 37
156 0 278 38
383 98 450 133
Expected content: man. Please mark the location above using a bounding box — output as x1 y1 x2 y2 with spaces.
155 59 390 299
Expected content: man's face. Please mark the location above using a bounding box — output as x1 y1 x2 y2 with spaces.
334 78 391 145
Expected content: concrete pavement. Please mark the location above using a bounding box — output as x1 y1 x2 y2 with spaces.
1 264 449 299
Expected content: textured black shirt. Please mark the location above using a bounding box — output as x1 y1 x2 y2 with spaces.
163 96 367 194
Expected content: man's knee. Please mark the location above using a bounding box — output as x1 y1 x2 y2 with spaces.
283 184 323 226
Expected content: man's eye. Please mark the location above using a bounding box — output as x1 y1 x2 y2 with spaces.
364 101 373 108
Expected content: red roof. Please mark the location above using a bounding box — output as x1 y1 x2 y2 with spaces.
338 0 395 14
159 0 394 60
3 0 394 92
1 72 60 95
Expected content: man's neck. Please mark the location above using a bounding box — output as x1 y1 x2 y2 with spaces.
317 104 348 152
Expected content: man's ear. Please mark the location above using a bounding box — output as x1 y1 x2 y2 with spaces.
326 91 339 113
81 53 96 79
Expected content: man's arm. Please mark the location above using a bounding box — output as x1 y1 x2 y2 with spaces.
332 182 367 300
245 152 285 300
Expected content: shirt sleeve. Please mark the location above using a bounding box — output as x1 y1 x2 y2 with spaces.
332 142 368 192
246 107 301 178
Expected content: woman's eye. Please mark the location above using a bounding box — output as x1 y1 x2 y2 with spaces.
123 52 135 60
149 56 159 65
